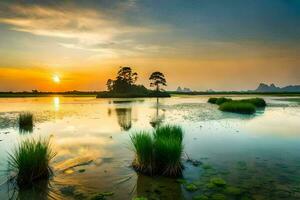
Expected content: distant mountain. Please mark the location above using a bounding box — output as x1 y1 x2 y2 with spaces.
176 86 192 93
255 83 300 92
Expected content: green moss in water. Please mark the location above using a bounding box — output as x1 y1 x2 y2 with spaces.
133 198 148 200
211 193 226 200
210 177 226 187
185 183 198 192
176 178 187 184
224 186 242 195
193 195 209 200
202 164 213 170
78 169 86 173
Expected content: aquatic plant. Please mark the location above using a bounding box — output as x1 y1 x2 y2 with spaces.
215 97 232 105
18 112 34 132
193 195 209 200
185 183 198 192
154 136 183 176
239 98 266 107
8 138 56 187
154 125 183 142
208 97 218 104
130 125 184 177
219 102 256 114
130 132 154 174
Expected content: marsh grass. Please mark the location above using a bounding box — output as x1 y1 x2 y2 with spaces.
209 97 266 114
130 125 183 177
18 112 34 133
8 138 56 188
215 97 232 105
130 132 154 174
208 97 218 104
154 125 183 142
208 97 232 105
219 102 256 114
239 98 266 107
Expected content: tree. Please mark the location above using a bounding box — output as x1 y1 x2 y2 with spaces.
106 79 114 91
116 67 138 85
149 71 167 92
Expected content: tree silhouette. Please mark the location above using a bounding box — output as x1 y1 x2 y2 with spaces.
106 79 114 91
149 71 167 91
117 67 138 85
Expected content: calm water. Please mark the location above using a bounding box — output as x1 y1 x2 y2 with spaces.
0 96 300 200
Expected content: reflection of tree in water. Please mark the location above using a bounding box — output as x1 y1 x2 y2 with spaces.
135 174 183 200
115 108 132 131
150 98 165 128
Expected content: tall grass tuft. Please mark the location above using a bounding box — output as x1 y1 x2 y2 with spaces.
219 102 256 114
130 132 154 174
8 138 56 187
18 112 34 133
130 125 184 177
154 125 183 142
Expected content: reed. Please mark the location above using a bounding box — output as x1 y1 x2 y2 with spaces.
130 125 184 177
8 138 56 187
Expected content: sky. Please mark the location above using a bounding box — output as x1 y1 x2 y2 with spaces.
0 0 299 91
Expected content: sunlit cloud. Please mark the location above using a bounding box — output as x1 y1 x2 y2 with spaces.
0 3 156 54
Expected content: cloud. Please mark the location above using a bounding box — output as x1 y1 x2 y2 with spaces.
0 1 165 56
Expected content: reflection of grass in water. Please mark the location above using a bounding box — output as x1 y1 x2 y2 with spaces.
16 179 51 200
130 125 183 177
8 138 56 187
18 112 34 133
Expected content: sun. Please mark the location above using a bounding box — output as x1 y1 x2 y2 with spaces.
53 75 60 83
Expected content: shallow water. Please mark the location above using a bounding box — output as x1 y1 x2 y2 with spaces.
0 96 300 200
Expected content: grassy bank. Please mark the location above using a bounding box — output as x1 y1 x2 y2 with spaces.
131 125 183 177
8 138 56 187
208 97 266 114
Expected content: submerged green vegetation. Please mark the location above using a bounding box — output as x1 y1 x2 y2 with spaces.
130 125 183 177
208 97 266 114
8 138 56 187
18 112 34 132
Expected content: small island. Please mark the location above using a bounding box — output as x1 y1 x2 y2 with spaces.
96 67 170 98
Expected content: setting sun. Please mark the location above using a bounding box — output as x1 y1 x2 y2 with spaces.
53 75 60 83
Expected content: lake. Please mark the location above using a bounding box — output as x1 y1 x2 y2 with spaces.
0 96 300 200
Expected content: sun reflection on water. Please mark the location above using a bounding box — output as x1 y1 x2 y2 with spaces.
53 97 60 111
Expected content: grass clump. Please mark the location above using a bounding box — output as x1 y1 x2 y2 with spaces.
209 97 266 114
208 97 232 105
208 97 218 104
8 138 56 187
215 97 232 105
219 102 256 114
239 98 266 107
131 132 154 174
130 125 183 177
18 112 34 132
